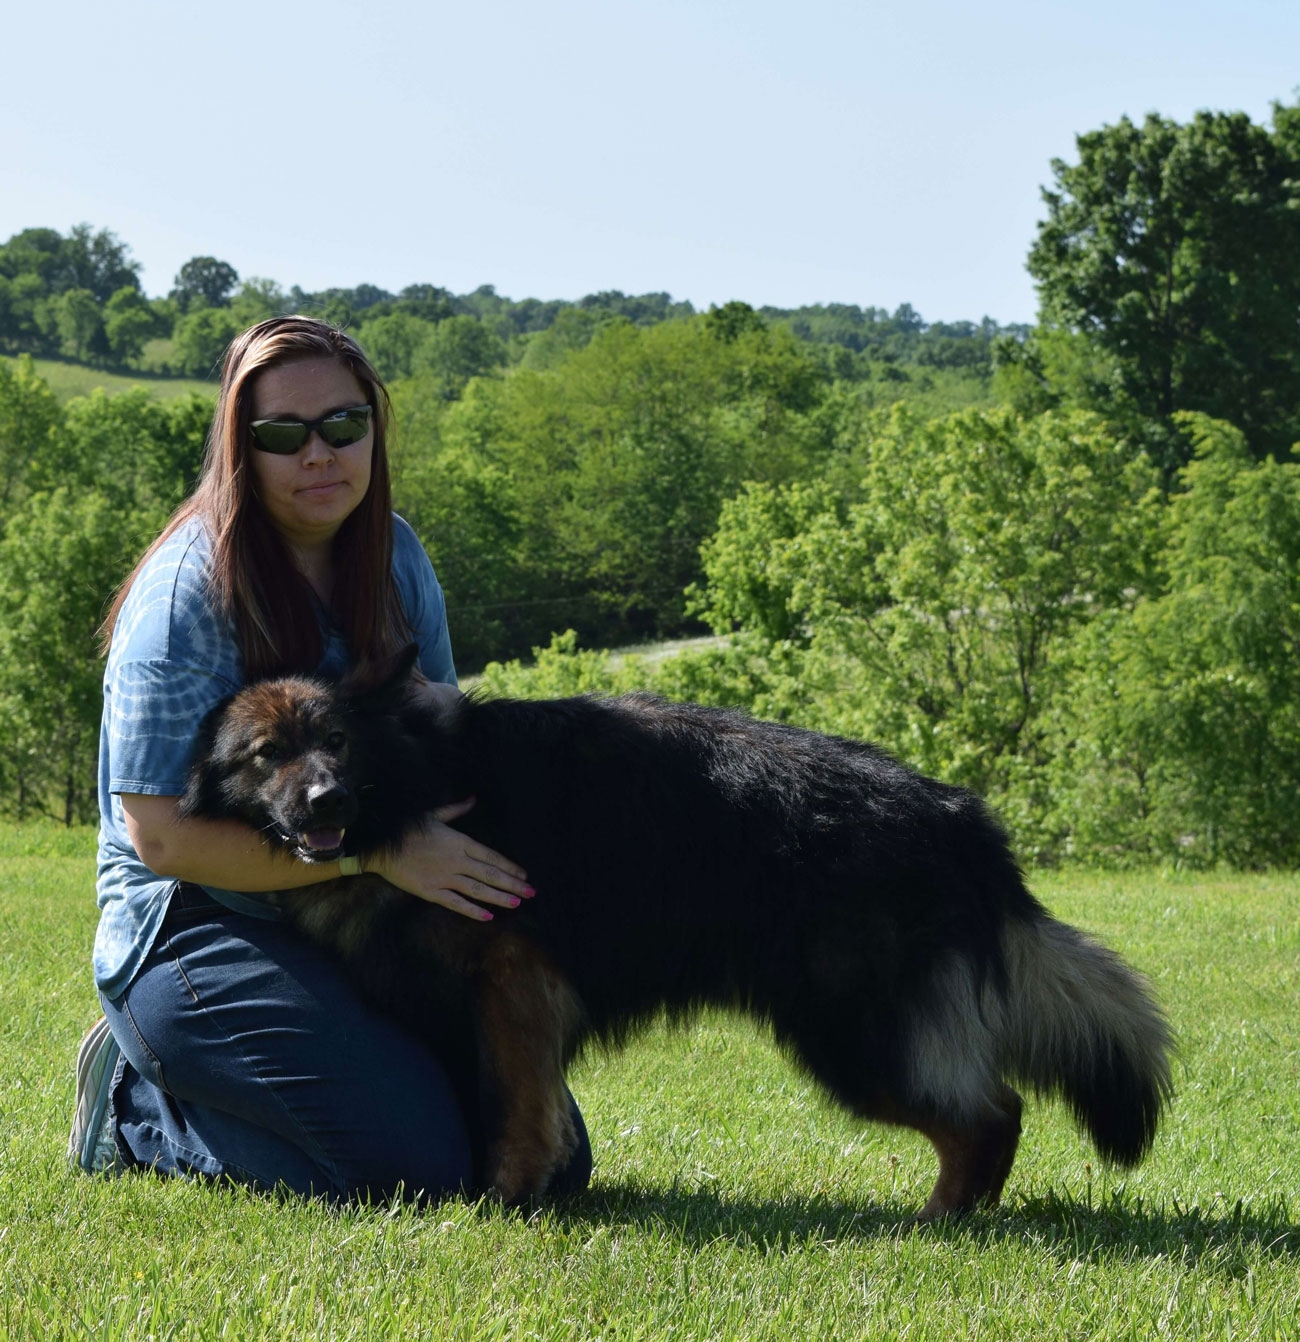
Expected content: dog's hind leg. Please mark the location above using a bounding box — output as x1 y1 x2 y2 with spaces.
893 952 1024 1217
799 950 1025 1218
475 937 584 1205
895 1085 1023 1220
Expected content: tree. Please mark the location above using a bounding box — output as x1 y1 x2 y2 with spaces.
1051 415 1300 866
429 315 831 655
55 288 106 362
0 274 53 353
229 277 287 328
397 284 457 324
1028 106 1300 463
691 407 1161 853
103 286 157 366
691 479 867 644
0 228 65 288
171 306 241 376
516 307 602 371
704 300 768 343
58 224 142 302
0 355 63 518
384 311 834 665
0 488 153 821
36 386 211 516
357 311 438 381
171 256 240 312
413 316 507 399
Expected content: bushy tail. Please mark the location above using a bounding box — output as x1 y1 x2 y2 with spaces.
998 915 1174 1165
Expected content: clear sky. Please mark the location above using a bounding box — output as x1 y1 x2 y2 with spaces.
3 0 1297 324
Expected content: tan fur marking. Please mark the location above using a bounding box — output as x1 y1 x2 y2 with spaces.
476 937 583 1203
914 1094 1023 1220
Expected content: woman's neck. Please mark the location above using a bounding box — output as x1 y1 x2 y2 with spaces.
289 541 334 605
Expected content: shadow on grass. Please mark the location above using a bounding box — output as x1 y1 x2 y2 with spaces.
542 1181 1300 1269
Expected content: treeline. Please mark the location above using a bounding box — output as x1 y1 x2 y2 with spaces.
0 226 1024 381
1 97 1299 866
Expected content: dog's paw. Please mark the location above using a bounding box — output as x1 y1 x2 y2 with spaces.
486 1154 554 1208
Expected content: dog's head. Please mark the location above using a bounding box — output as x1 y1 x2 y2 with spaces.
182 676 361 863
181 645 456 861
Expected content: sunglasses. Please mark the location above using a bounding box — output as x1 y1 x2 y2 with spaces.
249 404 374 455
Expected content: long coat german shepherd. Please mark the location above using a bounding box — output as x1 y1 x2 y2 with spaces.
181 647 1173 1218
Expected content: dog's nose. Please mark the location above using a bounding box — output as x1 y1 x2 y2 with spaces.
306 781 348 815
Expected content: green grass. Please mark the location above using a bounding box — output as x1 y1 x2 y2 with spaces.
2 823 1297 1339
25 357 217 404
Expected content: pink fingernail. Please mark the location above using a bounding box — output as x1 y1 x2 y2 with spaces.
479 910 494 921
508 896 521 908
521 885 536 898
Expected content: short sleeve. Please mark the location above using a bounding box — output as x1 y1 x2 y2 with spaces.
106 658 239 795
101 522 241 799
393 516 457 686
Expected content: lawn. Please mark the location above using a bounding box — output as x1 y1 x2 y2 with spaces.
24 357 217 404
1 822 1296 1339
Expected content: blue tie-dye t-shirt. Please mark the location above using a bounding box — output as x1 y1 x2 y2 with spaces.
93 514 456 1000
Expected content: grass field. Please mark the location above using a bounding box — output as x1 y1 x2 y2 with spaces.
1 822 1297 1339
24 357 217 404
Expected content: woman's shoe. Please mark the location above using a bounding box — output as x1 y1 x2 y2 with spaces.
68 1016 123 1174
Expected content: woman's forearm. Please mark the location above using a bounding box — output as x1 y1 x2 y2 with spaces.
120 790 533 920
121 793 353 890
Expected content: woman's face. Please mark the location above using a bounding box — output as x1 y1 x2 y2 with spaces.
247 356 374 554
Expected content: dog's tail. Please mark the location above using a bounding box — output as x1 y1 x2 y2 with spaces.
997 914 1173 1164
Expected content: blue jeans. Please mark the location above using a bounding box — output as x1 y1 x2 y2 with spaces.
101 883 592 1202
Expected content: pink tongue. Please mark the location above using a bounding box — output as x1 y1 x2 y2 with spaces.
302 829 343 851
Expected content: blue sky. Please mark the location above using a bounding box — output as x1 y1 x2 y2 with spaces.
3 0 1297 323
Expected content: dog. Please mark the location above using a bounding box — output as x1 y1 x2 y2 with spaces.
181 646 1173 1218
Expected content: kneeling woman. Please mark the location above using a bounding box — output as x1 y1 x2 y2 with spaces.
76 315 591 1199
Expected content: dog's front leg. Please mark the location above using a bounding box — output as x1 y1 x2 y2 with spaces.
475 937 583 1205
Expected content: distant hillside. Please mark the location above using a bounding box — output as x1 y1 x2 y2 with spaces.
23 357 215 404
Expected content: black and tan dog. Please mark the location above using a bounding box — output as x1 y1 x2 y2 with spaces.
181 648 1173 1217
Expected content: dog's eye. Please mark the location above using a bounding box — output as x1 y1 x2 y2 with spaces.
326 730 347 751
253 740 280 761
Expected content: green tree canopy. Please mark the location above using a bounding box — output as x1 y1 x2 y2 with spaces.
171 306 241 377
171 256 240 312
0 487 153 822
693 406 1161 851
0 355 62 518
55 288 106 363
229 278 288 328
390 313 834 664
415 315 509 399
0 228 66 288
103 287 157 366
1050 416 1300 867
357 311 438 382
59 224 142 302
1028 105 1300 463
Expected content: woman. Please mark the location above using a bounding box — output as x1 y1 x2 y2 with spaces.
71 316 591 1200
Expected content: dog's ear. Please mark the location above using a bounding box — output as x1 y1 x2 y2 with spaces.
343 642 421 712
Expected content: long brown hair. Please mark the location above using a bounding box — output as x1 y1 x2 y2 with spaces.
103 316 409 679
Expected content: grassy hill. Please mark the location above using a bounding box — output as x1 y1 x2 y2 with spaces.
27 356 216 404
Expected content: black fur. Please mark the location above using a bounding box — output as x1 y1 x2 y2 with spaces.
181 648 1172 1214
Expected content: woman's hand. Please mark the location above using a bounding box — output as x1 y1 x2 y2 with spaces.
365 798 535 921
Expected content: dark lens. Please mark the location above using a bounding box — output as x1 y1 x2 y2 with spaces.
250 419 308 454
318 405 373 448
